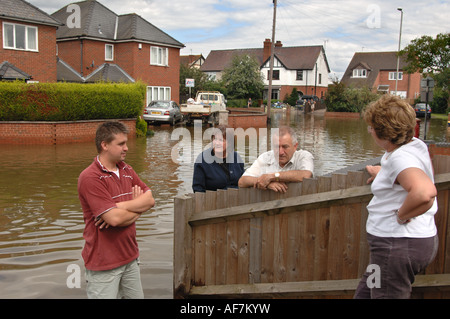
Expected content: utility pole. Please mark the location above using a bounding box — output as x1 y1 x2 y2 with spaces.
267 0 277 123
395 8 403 96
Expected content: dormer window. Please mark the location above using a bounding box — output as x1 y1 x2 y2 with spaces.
353 68 367 78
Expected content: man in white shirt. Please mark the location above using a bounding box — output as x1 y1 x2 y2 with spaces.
238 126 314 192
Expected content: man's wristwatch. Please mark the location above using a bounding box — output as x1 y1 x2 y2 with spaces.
274 172 280 182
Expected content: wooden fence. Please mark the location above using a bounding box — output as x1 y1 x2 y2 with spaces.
173 154 450 298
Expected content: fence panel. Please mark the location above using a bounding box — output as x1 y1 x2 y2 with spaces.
174 155 450 298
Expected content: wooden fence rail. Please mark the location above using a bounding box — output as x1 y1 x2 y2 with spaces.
174 155 450 298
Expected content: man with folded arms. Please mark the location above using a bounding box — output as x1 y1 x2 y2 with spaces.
78 121 155 299
238 126 314 193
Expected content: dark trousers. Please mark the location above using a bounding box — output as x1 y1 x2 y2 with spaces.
354 233 438 299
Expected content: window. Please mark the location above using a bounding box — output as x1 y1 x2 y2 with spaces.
389 72 403 80
319 74 322 84
296 70 303 81
352 69 367 78
147 86 171 104
105 44 114 61
268 70 279 80
3 22 38 51
150 46 168 66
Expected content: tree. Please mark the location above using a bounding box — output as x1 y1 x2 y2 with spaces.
179 64 209 99
285 88 299 106
400 33 450 112
400 33 449 75
221 54 264 100
324 81 378 113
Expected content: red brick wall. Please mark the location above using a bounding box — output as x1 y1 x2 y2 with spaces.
0 19 57 82
57 40 82 74
58 39 111 77
374 71 421 103
58 40 181 103
227 110 267 128
429 143 450 157
0 119 136 145
127 43 181 103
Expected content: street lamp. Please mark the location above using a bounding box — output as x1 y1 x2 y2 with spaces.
395 7 403 96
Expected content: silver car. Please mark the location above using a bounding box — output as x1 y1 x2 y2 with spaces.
143 100 183 125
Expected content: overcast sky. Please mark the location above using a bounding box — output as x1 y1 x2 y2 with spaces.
28 0 449 79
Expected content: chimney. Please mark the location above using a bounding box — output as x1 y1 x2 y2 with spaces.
275 40 282 48
263 38 271 62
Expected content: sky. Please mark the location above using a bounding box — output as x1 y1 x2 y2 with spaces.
28 0 449 79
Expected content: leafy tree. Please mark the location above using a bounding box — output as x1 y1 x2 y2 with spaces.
400 33 449 112
400 33 449 74
221 54 264 100
179 64 209 98
324 81 378 113
324 81 348 112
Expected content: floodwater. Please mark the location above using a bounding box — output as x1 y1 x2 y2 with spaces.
0 109 448 298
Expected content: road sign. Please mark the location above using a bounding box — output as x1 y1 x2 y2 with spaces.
185 78 195 87
421 77 434 88
421 76 434 102
420 76 434 140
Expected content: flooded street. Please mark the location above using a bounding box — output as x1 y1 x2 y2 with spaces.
0 109 448 298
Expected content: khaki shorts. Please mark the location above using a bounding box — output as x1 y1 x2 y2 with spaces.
85 259 144 299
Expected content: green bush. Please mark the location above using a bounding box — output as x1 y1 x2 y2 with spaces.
226 99 259 108
325 82 379 113
135 117 148 137
430 87 449 114
284 88 299 106
0 81 146 121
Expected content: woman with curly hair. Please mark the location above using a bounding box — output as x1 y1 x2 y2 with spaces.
354 94 438 299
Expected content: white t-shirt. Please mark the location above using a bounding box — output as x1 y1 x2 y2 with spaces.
242 149 314 177
366 138 437 238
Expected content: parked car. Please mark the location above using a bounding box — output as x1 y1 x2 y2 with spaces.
414 103 431 118
143 101 183 125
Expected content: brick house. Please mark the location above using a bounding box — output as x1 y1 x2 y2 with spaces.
51 0 184 104
340 51 422 104
200 39 331 101
0 0 62 82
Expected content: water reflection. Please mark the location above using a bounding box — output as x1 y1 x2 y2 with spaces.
0 109 448 298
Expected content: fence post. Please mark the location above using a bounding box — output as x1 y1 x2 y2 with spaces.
173 194 194 298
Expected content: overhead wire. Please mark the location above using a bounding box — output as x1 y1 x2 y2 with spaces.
277 0 397 51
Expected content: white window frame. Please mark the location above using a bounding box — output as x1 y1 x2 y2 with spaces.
105 44 114 61
352 68 367 78
147 86 171 104
3 22 38 52
389 72 403 80
150 46 168 66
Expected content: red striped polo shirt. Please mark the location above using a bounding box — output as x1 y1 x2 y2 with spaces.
78 156 150 271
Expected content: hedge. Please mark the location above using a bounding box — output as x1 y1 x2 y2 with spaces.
227 98 263 108
0 81 146 121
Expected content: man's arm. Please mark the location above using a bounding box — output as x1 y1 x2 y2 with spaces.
256 170 312 189
238 175 258 188
116 189 155 213
97 187 155 228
